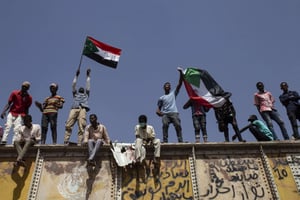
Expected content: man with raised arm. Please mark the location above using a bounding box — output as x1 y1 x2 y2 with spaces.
64 68 91 146
156 68 184 143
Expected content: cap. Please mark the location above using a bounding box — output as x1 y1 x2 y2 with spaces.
280 82 288 87
22 81 31 88
248 115 258 122
50 83 58 88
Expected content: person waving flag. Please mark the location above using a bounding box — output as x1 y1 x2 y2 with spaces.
181 67 230 108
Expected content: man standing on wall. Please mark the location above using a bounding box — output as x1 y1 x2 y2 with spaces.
254 81 289 140
1 81 32 145
156 68 184 143
279 82 300 140
64 68 91 146
35 83 65 144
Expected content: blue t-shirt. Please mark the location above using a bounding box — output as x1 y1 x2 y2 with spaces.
252 120 273 140
157 90 178 113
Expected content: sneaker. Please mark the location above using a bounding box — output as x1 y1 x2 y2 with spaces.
13 161 19 167
195 135 201 143
0 141 7 145
64 141 69 146
292 134 300 140
153 157 160 164
17 160 26 167
87 159 96 166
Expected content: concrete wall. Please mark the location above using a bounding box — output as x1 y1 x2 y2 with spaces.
0 141 300 200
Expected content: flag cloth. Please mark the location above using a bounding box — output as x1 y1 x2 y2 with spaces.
182 67 230 108
83 36 122 68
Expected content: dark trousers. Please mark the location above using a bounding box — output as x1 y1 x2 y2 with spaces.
192 114 207 140
249 126 272 141
41 113 58 144
287 109 300 139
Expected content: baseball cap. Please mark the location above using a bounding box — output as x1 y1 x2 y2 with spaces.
50 83 58 88
22 81 31 88
248 115 258 122
280 82 288 87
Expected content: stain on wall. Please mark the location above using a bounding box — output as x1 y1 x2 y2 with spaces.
36 159 113 200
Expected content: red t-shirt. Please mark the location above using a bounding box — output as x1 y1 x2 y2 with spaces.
8 90 32 117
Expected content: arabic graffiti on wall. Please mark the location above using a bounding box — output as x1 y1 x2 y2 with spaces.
122 158 194 200
196 156 273 200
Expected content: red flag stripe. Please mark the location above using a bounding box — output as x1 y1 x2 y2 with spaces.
87 36 121 55
183 80 214 108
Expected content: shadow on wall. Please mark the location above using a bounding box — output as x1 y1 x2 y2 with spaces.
11 161 32 200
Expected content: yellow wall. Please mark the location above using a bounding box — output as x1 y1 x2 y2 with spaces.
268 154 300 200
1 143 300 200
0 159 35 200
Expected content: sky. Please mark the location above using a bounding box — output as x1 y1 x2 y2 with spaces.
0 1 300 144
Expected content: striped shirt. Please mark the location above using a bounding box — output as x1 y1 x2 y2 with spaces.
43 95 65 114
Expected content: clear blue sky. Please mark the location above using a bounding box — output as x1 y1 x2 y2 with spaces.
1 1 300 144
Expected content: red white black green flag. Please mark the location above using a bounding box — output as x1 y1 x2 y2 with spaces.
182 67 230 108
83 36 122 69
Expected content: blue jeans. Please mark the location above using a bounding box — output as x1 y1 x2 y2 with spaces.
88 139 103 161
162 112 183 143
260 110 289 140
14 139 35 161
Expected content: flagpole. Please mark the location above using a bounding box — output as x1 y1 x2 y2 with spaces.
78 54 83 70
78 36 87 70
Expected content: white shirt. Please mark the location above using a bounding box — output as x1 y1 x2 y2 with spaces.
16 124 41 142
134 124 156 140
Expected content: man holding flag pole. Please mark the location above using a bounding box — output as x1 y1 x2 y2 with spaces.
156 68 184 143
63 36 121 145
180 67 245 142
82 36 122 69
64 67 91 146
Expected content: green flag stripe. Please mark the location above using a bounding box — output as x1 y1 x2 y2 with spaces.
184 68 201 88
83 38 99 55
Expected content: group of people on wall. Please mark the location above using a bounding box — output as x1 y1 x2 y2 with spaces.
0 68 160 167
156 68 300 144
0 67 299 167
